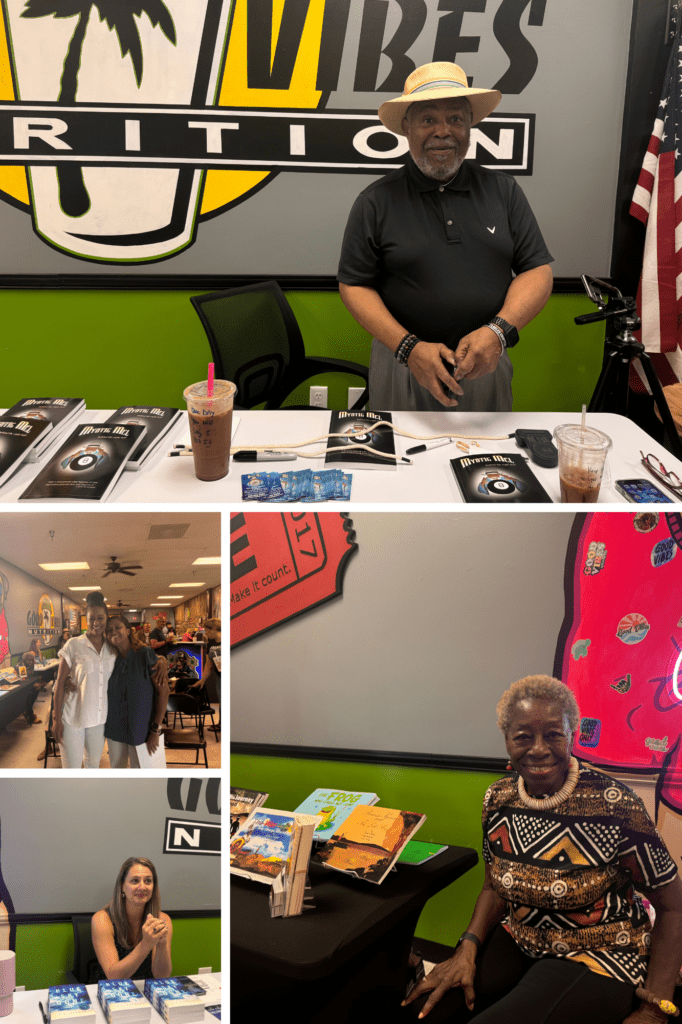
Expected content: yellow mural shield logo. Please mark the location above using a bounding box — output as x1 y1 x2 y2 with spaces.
0 0 326 263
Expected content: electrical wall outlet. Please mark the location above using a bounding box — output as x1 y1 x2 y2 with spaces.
197 967 212 974
15 987 25 992
310 385 328 408
348 386 366 410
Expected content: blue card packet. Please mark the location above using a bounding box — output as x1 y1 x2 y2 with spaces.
341 471 353 500
242 472 270 501
265 472 285 501
296 468 314 500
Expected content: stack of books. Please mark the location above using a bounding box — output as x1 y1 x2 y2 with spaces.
46 985 96 1024
97 979 151 1024
0 419 53 488
4 398 85 462
143 978 205 1024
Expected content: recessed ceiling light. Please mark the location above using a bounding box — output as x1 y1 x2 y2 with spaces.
169 583 205 588
157 596 180 599
69 586 101 591
150 604 171 607
192 557 221 565
39 562 90 571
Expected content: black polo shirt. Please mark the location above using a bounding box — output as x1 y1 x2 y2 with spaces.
337 157 553 348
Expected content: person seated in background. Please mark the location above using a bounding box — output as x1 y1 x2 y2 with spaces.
29 638 46 664
20 652 41 725
189 619 220 733
402 676 682 1024
165 626 176 643
90 857 172 981
182 627 196 642
57 628 71 652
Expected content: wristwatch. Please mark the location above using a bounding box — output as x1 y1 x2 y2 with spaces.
488 316 519 349
149 722 160 734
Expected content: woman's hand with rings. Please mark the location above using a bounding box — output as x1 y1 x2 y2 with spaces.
142 915 167 949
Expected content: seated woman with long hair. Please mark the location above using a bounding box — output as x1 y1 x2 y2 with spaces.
90 858 172 981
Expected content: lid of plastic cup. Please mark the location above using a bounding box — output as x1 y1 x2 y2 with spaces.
553 424 613 452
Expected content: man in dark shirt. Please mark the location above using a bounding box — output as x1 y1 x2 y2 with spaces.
338 62 554 412
148 617 170 658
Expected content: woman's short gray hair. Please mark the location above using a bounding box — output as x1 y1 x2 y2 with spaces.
496 675 580 734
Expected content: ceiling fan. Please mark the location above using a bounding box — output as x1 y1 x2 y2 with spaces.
102 556 142 578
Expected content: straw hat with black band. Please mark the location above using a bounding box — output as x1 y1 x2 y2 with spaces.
378 61 501 136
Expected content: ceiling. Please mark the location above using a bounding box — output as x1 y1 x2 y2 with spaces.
0 512 221 612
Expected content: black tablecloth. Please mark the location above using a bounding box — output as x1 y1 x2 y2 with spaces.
0 678 35 730
231 844 478 1023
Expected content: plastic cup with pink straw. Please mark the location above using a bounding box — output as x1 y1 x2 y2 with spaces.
183 363 237 481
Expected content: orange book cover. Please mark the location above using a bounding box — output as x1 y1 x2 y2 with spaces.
312 805 425 884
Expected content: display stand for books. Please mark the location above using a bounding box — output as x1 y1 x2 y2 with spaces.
269 870 316 918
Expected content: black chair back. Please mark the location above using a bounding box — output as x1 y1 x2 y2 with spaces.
67 913 99 983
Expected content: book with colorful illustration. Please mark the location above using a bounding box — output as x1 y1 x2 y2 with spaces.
311 804 426 884
47 985 96 1024
229 787 269 839
293 787 380 842
143 978 204 1024
230 808 320 887
97 979 150 1024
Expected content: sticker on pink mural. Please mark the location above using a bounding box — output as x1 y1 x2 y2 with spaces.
555 513 682 814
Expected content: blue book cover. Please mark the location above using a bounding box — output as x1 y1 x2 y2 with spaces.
47 985 94 1022
293 788 379 841
205 1008 221 1020
98 979 146 1012
143 978 203 1017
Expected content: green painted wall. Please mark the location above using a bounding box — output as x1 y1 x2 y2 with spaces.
15 915 220 991
231 752 502 950
0 290 604 412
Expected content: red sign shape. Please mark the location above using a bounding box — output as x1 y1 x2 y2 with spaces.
230 513 357 647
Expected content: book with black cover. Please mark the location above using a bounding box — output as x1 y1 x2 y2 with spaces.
325 410 396 470
19 423 146 501
4 398 85 460
450 452 552 503
0 418 53 487
105 406 183 469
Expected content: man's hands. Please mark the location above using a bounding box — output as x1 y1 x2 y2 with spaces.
151 657 169 691
402 946 476 1018
454 327 503 382
406 342 464 407
141 915 168 951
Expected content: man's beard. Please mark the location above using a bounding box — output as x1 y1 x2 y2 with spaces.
414 144 464 182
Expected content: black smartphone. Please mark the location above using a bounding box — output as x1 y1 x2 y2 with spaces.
615 479 673 503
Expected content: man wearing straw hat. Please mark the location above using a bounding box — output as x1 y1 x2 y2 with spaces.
338 62 554 412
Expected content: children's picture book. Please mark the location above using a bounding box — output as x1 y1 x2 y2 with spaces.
3 398 85 461
325 410 397 470
450 452 552 503
229 808 320 889
229 787 269 839
19 423 147 501
47 984 96 1024
0 419 53 488
293 787 380 842
105 406 183 469
311 804 426 884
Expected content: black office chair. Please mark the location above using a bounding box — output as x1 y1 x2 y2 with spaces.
171 683 218 740
190 280 369 409
65 913 99 983
163 694 209 769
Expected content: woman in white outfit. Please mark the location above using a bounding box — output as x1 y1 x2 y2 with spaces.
52 591 112 769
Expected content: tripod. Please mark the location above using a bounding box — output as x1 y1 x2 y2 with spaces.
575 277 682 460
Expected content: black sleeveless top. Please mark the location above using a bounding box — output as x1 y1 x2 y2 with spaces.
87 909 154 982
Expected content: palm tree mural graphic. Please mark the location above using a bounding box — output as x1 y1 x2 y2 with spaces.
21 0 176 217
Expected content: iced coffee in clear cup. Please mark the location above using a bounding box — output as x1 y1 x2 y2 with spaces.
553 424 612 503
183 380 237 481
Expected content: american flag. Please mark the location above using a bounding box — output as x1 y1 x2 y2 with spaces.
630 12 682 390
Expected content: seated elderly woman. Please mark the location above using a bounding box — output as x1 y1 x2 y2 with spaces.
403 676 682 1024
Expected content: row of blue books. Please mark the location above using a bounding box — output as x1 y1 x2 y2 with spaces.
47 978 207 1024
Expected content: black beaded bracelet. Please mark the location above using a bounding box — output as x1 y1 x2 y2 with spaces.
395 332 419 365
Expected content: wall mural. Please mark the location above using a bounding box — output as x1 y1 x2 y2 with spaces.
556 512 682 868
0 0 626 278
230 511 357 646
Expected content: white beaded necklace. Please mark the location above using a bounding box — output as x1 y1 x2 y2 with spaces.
517 757 580 810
